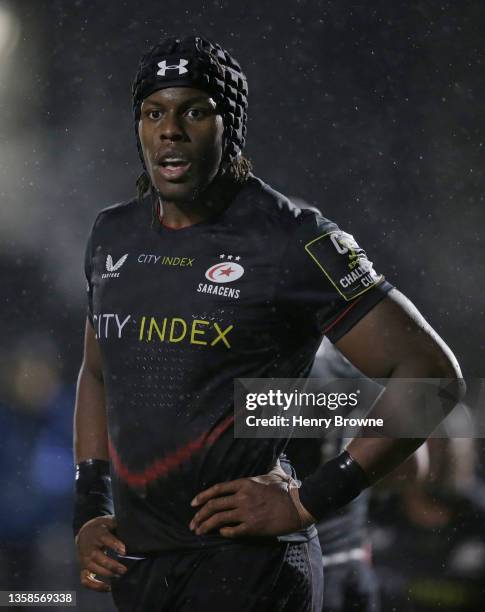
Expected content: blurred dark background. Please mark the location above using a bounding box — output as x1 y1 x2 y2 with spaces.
0 1 483 610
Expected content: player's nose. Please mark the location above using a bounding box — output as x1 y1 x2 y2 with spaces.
159 111 184 142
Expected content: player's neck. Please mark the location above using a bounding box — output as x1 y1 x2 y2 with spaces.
158 175 240 229
159 200 207 229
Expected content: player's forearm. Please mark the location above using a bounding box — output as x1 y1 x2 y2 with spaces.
298 354 464 521
346 355 464 483
346 438 426 485
74 363 109 462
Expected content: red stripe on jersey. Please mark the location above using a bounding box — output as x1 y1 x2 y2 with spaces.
322 298 361 335
109 414 234 487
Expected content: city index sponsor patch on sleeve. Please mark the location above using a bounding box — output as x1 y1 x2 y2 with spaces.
304 230 383 301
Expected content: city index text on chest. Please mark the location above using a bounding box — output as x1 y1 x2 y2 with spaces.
139 316 233 348
93 313 233 348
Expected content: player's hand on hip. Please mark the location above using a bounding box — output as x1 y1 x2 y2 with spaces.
76 515 127 592
189 471 314 538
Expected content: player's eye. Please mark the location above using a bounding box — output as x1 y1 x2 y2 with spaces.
146 109 162 120
186 108 207 120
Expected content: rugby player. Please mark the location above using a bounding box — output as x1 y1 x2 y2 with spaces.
73 36 463 611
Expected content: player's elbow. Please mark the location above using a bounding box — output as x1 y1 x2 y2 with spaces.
430 354 466 405
396 345 466 404
429 342 465 400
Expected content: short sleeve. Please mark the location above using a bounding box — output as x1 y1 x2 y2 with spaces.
84 229 94 326
276 211 393 343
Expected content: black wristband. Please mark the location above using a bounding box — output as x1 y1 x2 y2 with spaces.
298 451 370 521
73 459 114 538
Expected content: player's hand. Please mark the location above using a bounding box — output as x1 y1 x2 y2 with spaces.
76 515 127 592
189 472 315 538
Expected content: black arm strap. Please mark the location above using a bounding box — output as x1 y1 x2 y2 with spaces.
298 450 370 521
73 459 114 538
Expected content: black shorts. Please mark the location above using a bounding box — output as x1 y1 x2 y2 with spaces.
111 538 323 612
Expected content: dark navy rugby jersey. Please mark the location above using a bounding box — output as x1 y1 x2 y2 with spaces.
84 175 392 554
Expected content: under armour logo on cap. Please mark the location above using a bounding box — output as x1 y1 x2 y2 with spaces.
157 58 189 77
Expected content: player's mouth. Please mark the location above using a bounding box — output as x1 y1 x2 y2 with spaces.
156 154 192 181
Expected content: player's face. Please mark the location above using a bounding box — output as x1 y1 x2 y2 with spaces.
138 87 224 202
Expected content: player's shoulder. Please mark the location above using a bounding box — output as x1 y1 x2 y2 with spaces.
94 197 139 224
242 175 337 236
89 197 141 234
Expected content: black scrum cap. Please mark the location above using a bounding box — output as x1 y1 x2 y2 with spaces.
132 36 248 168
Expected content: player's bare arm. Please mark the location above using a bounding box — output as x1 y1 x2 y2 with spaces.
191 288 463 535
338 289 463 480
74 318 108 462
74 318 126 592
